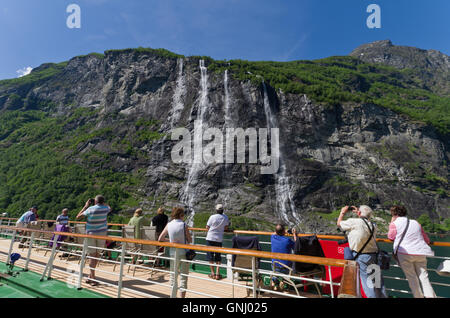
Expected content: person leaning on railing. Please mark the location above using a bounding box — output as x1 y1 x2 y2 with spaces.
205 204 230 281
337 205 387 298
388 205 436 298
158 207 191 298
76 195 111 287
16 206 39 248
56 209 70 228
16 206 38 228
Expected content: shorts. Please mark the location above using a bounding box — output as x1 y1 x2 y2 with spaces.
86 231 107 255
16 221 25 228
206 240 223 262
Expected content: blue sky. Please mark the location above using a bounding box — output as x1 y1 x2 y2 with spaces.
0 0 449 80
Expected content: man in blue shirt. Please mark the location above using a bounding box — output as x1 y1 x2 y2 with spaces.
16 206 38 248
270 224 297 289
16 206 38 227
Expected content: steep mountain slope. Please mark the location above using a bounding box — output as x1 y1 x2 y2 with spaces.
350 39 449 96
0 42 448 233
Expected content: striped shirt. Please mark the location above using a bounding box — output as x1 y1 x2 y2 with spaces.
56 214 69 225
83 205 110 234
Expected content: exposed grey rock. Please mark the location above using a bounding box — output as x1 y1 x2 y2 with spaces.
0 45 448 233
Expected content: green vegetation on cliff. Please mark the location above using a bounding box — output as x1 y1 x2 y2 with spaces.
0 46 448 229
0 107 155 221
209 56 450 136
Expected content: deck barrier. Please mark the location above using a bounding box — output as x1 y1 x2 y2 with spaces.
0 217 449 298
0 223 352 298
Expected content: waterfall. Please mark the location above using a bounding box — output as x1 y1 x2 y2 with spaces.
182 59 209 226
152 58 186 210
222 69 232 209
262 82 300 225
224 70 232 127
169 58 186 129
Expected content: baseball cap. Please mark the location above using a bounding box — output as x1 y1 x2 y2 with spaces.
215 204 223 211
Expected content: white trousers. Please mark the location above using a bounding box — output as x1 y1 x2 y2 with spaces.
170 254 189 290
398 254 436 298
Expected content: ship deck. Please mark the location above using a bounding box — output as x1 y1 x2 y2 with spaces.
0 238 320 298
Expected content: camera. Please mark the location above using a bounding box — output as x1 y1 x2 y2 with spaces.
89 198 95 205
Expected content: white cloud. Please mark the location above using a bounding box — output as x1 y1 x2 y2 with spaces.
16 67 33 78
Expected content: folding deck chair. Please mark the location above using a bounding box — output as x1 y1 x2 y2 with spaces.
132 226 165 277
231 236 263 298
270 235 326 297
113 225 140 272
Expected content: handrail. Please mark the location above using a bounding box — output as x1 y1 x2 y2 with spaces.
190 227 450 247
0 217 127 226
3 217 449 247
0 225 348 268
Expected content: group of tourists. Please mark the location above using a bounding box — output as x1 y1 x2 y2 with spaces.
156 204 229 298
13 197 437 298
337 204 435 298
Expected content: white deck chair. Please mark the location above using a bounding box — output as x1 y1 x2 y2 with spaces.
113 225 139 272
133 226 164 277
269 261 324 297
72 224 86 262
231 252 263 298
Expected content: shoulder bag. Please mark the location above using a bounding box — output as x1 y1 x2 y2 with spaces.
184 223 196 261
392 218 410 264
361 218 391 270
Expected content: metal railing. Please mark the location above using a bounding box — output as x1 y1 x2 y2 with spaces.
1 217 449 298
0 224 352 298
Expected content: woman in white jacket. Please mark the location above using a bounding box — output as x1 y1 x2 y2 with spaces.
388 205 436 298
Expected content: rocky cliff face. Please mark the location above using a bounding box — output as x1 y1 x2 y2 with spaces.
350 40 450 95
0 43 448 233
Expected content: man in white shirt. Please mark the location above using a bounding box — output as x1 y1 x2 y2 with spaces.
337 205 387 298
205 204 230 280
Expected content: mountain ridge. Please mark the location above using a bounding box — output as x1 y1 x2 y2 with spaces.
0 41 448 233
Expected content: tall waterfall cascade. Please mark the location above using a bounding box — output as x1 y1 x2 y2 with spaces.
262 82 300 226
182 60 209 226
169 58 186 129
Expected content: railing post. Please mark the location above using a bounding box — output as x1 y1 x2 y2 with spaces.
171 248 180 298
6 229 17 265
117 243 126 298
77 238 88 290
226 254 233 281
24 232 35 271
41 234 60 281
328 265 334 298
252 256 257 298
7 219 11 237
